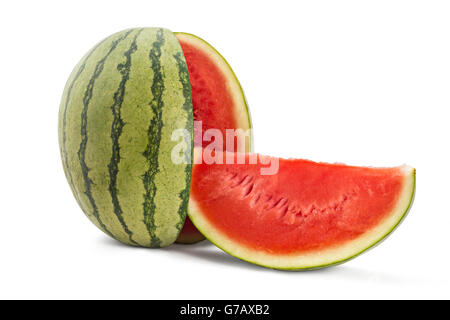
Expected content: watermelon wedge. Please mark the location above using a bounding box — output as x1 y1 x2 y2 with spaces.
188 149 415 270
174 33 253 244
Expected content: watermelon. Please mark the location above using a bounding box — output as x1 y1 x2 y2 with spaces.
58 28 194 247
58 28 253 247
174 33 253 244
188 149 415 270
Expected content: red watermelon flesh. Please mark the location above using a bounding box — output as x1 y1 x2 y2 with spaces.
188 150 415 269
175 33 253 244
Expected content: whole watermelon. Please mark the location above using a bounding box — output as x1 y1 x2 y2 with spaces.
58 28 193 247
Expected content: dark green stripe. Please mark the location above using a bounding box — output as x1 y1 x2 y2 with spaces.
142 28 165 247
78 29 133 237
108 29 143 246
173 51 193 231
61 38 109 205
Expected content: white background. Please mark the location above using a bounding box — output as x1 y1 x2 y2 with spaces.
0 0 449 299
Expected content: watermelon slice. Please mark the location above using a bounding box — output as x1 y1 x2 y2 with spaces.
175 33 253 244
188 149 415 270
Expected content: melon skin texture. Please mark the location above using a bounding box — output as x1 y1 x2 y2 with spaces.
174 33 253 244
58 28 193 247
188 149 416 270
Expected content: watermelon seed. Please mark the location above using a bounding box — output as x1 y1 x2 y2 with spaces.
242 182 254 197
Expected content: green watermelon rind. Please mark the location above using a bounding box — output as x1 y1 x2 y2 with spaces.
59 28 194 248
188 163 416 270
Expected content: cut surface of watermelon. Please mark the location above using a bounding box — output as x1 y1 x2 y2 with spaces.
188 150 415 269
175 33 252 244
